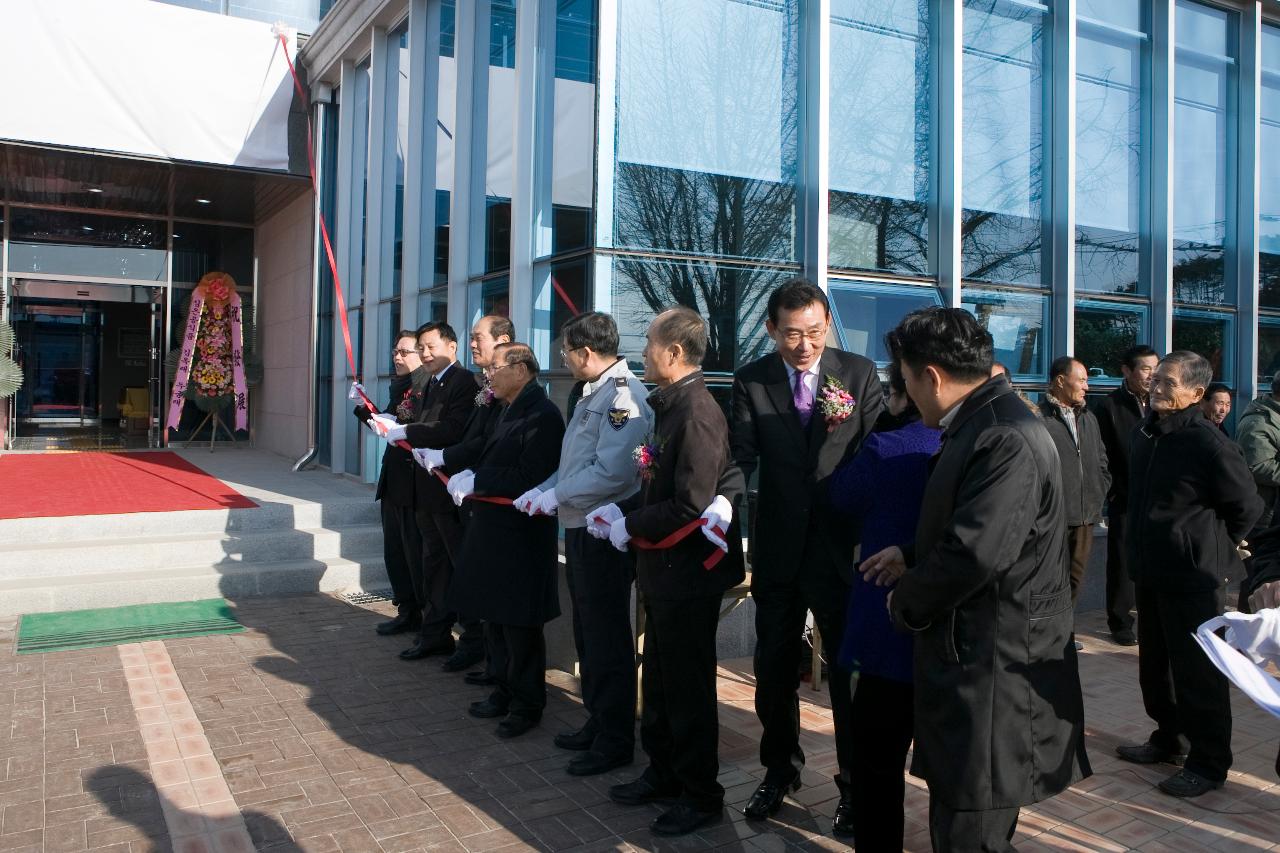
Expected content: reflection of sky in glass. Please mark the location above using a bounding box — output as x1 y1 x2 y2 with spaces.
1262 25 1280 255
616 0 798 184
828 282 940 364
1078 0 1141 31
1076 29 1140 232
1174 2 1230 250
1175 0 1229 57
961 289 1048 379
961 0 1042 220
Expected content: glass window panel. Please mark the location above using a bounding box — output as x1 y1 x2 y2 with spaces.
387 26 409 300
548 258 592 371
1260 319 1280 386
1261 25 1280 307
1078 0 1141 31
1076 20 1143 295
434 10 455 286
470 277 511 323
172 224 253 288
551 0 597 253
1074 300 1147 383
380 300 401 376
491 0 517 68
960 288 1049 379
352 61 372 304
483 3 516 273
961 0 1047 286
441 0 456 58
421 287 449 324
8 209 167 282
828 280 942 365
612 0 800 263
828 0 931 275
1173 2 1234 305
317 88 340 469
609 257 795 374
1172 310 1233 380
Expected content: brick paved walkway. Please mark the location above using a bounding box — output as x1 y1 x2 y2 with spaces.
1 594 1277 852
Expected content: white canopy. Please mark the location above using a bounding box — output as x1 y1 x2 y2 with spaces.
0 0 296 171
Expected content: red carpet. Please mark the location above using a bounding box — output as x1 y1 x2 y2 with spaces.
0 452 257 519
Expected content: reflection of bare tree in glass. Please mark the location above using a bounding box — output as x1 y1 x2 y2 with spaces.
1075 311 1139 376
1172 319 1226 380
612 0 799 369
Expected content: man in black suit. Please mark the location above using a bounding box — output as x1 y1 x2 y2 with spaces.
871 307 1089 850
720 279 883 834
386 322 480 663
353 332 429 636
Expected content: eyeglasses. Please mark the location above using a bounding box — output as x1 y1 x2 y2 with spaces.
485 361 518 377
392 348 416 357
778 327 828 346
559 346 584 360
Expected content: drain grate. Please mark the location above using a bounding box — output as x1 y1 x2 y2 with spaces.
17 599 243 654
343 590 393 605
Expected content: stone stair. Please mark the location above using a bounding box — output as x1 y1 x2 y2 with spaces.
0 449 393 616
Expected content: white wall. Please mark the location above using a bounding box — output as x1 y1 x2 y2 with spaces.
254 193 314 461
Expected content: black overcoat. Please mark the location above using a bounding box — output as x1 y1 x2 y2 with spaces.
404 364 480 513
1038 397 1111 527
1094 385 1145 514
724 348 882 582
620 372 745 601
447 381 565 627
355 366 430 507
891 375 1090 810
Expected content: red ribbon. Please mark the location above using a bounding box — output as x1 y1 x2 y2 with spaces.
592 515 728 570
432 468 515 506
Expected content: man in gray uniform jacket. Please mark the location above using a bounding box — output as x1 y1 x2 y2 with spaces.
515 311 652 776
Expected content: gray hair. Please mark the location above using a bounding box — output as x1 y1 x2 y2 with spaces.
1160 350 1212 393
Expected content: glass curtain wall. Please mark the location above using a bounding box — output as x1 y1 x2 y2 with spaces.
1261 24 1280 313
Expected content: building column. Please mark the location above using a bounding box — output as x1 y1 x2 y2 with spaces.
330 60 358 476
936 0 964 308
448 0 490 343
1149 0 1175 353
1050 0 1076 355
1236 2 1262 401
800 0 830 292
401 0 442 329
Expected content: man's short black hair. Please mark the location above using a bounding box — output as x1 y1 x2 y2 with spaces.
1049 356 1082 383
885 307 993 383
1121 344 1159 370
767 278 830 326
481 315 515 343
560 312 619 356
416 321 457 344
495 342 540 377
651 307 708 366
1205 382 1232 399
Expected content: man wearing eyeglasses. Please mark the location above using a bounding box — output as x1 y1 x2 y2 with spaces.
718 279 883 836
353 332 430 637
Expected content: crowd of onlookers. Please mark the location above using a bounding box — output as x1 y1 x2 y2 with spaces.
354 283 1280 851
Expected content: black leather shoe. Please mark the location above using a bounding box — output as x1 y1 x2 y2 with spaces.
743 777 800 820
567 750 633 777
1116 741 1186 766
609 777 681 806
1112 630 1138 646
1158 769 1223 798
496 714 540 739
468 698 509 719
442 648 485 673
399 637 456 661
832 779 854 837
376 612 420 636
464 670 497 686
553 726 596 751
650 803 722 836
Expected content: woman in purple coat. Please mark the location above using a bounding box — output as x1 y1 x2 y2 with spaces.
829 361 941 852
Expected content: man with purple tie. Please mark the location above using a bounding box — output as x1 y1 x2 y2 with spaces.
719 279 883 837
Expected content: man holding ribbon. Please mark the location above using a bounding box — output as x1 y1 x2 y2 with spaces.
587 307 744 837
514 311 651 777
442 343 565 739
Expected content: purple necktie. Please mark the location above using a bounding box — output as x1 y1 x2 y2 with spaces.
793 370 813 427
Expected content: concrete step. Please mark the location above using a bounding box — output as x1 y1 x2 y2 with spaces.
0 524 386 577
0 555 394 617
0 499 381 545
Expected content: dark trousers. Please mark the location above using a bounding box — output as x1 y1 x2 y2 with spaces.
380 501 422 613
1135 584 1232 781
849 674 914 852
414 508 482 652
458 505 495 677
639 593 724 812
564 527 637 758
1067 524 1094 606
487 622 546 720
928 794 1019 853
752 559 854 783
1105 509 1137 633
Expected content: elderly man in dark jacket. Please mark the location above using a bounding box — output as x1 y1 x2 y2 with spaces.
1039 357 1110 612
1117 351 1263 798
862 307 1089 852
442 343 565 740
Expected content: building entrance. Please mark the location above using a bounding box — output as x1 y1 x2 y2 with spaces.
7 281 163 451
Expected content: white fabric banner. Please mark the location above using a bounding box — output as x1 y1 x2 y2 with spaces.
0 0 295 171
1194 611 1280 720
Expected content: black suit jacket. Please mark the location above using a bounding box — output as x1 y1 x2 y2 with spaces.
891 376 1088 810
441 375 505 474
724 348 883 582
404 364 480 513
356 366 430 507
1094 385 1145 514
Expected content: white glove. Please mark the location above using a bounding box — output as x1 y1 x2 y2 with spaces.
369 413 398 438
447 470 475 506
608 517 631 552
700 494 732 550
411 448 434 470
348 381 368 401
1219 609 1280 668
514 487 543 514
384 424 407 443
421 448 445 471
587 503 623 539
531 488 559 517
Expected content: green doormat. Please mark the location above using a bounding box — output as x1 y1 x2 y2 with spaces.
16 599 243 654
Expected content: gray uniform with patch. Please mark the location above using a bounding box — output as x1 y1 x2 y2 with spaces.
541 358 653 529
